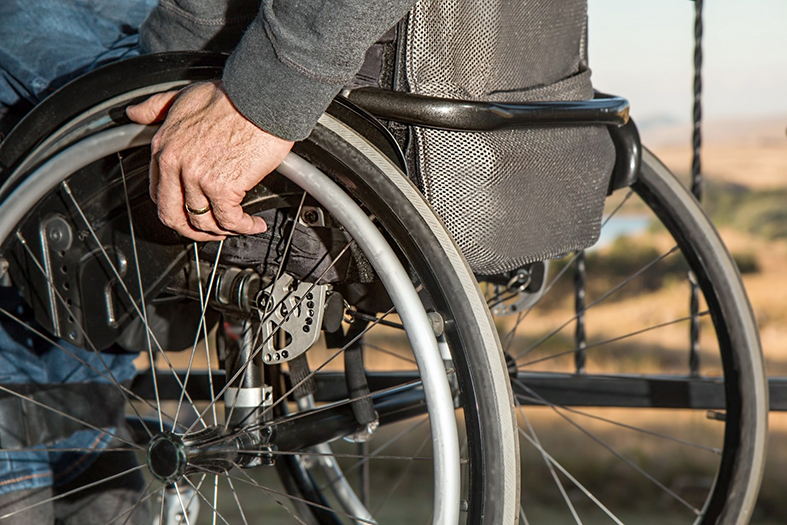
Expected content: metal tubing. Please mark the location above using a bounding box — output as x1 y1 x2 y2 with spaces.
346 87 629 131
277 148 461 525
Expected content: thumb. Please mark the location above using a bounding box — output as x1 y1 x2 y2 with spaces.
126 90 180 124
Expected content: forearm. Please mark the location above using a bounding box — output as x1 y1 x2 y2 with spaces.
140 0 416 141
223 1 414 141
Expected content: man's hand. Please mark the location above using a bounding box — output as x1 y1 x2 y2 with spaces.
126 81 294 241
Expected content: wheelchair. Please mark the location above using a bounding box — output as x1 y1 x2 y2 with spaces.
0 52 767 524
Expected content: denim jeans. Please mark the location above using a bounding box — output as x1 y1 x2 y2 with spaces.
0 0 156 135
0 288 139 496
0 0 156 498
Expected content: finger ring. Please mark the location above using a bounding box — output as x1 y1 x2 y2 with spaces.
185 203 211 215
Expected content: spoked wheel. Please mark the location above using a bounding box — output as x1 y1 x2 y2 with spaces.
0 54 518 524
489 149 767 524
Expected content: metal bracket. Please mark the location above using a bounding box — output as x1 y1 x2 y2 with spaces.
260 274 329 364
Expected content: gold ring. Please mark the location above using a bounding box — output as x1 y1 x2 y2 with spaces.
185 203 211 215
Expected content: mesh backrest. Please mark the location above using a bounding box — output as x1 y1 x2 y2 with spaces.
405 0 615 275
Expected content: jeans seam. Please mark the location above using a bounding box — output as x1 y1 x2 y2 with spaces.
52 432 106 482
0 472 51 488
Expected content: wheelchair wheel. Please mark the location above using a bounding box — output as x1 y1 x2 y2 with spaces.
495 149 767 523
0 54 518 524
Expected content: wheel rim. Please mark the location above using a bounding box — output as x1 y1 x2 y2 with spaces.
0 124 467 523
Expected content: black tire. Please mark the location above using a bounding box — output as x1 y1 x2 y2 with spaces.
0 53 519 524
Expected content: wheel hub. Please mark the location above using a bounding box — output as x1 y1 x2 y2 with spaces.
146 427 271 484
147 432 188 484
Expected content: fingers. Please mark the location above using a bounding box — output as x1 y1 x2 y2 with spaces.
153 160 225 242
184 182 267 237
126 90 180 124
207 198 267 235
155 165 266 239
181 182 229 236
148 154 160 203
135 81 277 242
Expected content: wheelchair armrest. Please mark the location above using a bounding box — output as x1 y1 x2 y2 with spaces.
346 87 629 131
606 117 642 194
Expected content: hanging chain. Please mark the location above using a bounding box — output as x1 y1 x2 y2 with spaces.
689 0 704 377
691 0 704 201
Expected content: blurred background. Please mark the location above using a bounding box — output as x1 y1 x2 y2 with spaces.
582 1 786 522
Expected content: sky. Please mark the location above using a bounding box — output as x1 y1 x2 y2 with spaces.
587 0 787 125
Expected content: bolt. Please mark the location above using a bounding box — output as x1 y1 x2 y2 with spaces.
308 309 314 317
305 318 313 325
281 350 289 359
306 301 314 309
302 325 310 333
302 210 319 224
306 292 313 300
256 293 269 310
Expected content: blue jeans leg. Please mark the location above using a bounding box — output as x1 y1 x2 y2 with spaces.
0 287 139 495
0 0 156 111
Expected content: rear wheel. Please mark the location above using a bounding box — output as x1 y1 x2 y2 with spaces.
0 54 518 524
495 149 767 524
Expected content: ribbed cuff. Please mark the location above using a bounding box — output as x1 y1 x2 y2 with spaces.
222 21 344 142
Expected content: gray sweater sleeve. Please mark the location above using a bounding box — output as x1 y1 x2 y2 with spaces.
140 0 415 141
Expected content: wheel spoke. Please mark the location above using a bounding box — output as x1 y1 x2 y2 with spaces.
174 240 224 426
513 388 720 454
0 446 138 453
513 246 680 362
245 449 435 462
517 428 625 525
116 479 155 525
207 464 376 525
175 473 209 525
212 288 396 438
61 181 208 428
118 153 164 433
173 483 194 525
193 244 220 428
360 341 418 365
0 383 142 450
187 238 358 435
12 235 167 436
0 304 183 433
317 417 430 492
233 363 423 443
517 310 711 369
0 464 146 521
517 401 582 524
226 477 250 525
371 432 431 515
516 379 702 515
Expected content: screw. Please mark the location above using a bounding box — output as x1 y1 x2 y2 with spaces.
305 318 313 325
302 210 319 224
306 292 313 300
307 301 314 309
302 325 310 333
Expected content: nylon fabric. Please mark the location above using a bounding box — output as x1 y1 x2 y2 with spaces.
405 0 616 274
